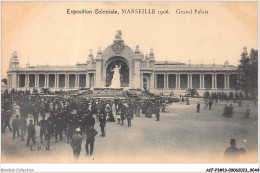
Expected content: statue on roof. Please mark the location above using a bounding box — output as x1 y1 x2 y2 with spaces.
112 30 124 54
145 54 149 61
115 30 122 39
12 51 17 58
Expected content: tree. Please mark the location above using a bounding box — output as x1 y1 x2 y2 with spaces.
1 78 7 85
249 49 258 97
238 47 258 98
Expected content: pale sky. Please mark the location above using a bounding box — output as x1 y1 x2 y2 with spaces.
1 1 258 78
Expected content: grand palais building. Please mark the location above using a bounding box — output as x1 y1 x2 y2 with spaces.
6 31 238 95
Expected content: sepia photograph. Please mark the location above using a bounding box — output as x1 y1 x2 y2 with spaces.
1 0 258 168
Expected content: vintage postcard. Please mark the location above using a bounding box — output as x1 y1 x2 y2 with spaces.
1 0 258 168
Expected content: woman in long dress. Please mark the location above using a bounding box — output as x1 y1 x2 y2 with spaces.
14 102 21 116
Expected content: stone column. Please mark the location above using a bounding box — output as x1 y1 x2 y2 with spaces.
66 74 69 88
64 74 67 88
25 74 29 87
140 73 143 89
24 75 26 88
202 74 205 88
154 74 157 89
44 74 47 87
211 74 215 89
133 46 142 89
164 74 168 89
54 74 56 88
175 74 178 89
7 75 9 88
224 74 227 89
94 73 96 88
227 74 230 89
166 74 169 89
6 74 10 88
85 74 87 88
24 74 26 87
77 74 80 88
54 74 58 88
150 72 154 90
164 74 166 89
190 74 193 89
95 60 102 88
187 74 190 88
37 74 40 87
68 74 70 88
28 74 30 87
178 74 181 89
74 74 77 88
200 74 204 89
35 74 39 87
57 74 60 88
86 73 89 88
46 74 49 87
201 74 203 88
17 74 20 88
199 74 202 88
134 62 141 89
215 74 217 89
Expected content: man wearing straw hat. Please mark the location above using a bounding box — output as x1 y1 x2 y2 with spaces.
70 128 84 160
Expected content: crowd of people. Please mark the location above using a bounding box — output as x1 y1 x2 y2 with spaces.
1 89 164 159
1 88 254 160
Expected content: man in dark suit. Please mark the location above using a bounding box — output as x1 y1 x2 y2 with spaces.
32 107 39 126
155 104 160 121
85 126 98 156
26 120 36 146
39 115 48 143
55 117 63 143
126 105 132 127
99 114 106 137
12 115 20 139
120 105 126 125
46 120 54 147
1 109 5 132
3 110 13 133
196 102 200 113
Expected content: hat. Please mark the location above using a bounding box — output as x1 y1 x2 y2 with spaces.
230 139 236 144
75 128 81 132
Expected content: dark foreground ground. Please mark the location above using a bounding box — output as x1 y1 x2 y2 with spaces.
1 98 258 163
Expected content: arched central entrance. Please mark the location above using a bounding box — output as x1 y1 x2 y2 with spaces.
105 57 129 87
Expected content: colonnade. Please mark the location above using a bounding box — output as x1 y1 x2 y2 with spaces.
17 73 95 89
140 72 236 90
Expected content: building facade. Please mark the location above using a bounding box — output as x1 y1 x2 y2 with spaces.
6 31 238 94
